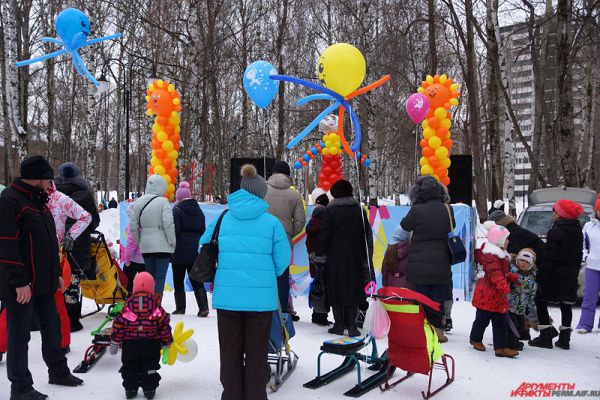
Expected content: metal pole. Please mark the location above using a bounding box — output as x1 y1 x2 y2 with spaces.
125 61 132 200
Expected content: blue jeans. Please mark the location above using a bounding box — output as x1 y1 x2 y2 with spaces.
414 283 446 328
143 256 170 295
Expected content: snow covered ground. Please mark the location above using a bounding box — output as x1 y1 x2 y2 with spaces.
0 296 597 400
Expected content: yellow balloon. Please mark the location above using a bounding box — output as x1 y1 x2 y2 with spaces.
419 156 428 167
435 146 449 159
423 127 435 139
162 140 174 152
434 107 447 120
154 165 166 175
317 43 366 96
152 124 160 133
441 157 451 169
168 150 178 161
157 131 168 142
421 165 434 175
429 136 442 149
151 157 160 167
164 175 172 184
322 148 330 156
441 118 452 130
421 119 429 129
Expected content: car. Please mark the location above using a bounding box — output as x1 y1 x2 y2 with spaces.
517 187 597 300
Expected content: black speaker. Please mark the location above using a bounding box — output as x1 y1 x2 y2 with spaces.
448 155 473 205
230 158 276 193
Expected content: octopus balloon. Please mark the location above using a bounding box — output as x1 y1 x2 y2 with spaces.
16 8 123 86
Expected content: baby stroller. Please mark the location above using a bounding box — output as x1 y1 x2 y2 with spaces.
79 231 128 317
267 307 298 391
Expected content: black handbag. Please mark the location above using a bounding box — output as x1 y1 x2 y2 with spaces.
189 210 228 283
444 204 467 265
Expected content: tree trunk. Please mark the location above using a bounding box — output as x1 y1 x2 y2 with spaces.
85 56 99 187
275 0 289 160
427 0 437 73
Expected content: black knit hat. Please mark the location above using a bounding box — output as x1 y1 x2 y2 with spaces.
272 161 291 176
59 162 81 178
330 179 353 198
315 193 330 206
20 155 54 180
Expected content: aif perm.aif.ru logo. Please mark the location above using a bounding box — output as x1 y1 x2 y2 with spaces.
511 382 600 398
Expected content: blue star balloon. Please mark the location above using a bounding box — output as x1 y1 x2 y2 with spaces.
16 8 123 86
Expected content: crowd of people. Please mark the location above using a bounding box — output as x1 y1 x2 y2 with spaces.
0 155 599 400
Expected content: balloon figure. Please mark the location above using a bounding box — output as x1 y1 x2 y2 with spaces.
243 61 279 109
162 321 197 365
16 8 123 87
416 74 460 186
146 79 182 201
269 43 390 155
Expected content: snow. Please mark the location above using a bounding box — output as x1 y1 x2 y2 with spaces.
96 208 121 259
1 298 597 400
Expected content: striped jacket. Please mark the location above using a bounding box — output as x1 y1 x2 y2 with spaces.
111 293 173 346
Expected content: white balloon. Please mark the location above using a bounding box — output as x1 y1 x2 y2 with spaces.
311 187 326 204
178 338 198 363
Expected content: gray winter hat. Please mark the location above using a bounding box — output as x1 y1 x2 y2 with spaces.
240 164 268 199
489 210 507 222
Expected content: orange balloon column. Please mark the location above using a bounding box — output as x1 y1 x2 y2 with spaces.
416 74 460 187
145 79 182 201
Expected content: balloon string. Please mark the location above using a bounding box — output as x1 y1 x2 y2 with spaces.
414 125 419 178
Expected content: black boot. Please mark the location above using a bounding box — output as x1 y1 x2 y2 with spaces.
10 389 48 400
172 292 186 315
65 302 83 332
528 326 553 349
125 389 138 399
345 307 361 337
312 312 332 326
194 289 209 317
49 373 84 386
328 307 345 335
143 390 155 399
444 318 453 332
555 326 571 350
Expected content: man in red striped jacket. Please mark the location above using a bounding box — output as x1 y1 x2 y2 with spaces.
0 156 83 400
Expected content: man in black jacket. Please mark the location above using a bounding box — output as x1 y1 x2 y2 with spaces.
0 156 83 400
489 210 544 257
54 162 100 332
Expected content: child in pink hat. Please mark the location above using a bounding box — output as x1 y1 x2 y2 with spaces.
469 224 519 358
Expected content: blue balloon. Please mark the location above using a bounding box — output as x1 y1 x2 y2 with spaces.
364 159 372 167
302 154 311 162
310 147 318 154
243 61 279 109
294 161 303 169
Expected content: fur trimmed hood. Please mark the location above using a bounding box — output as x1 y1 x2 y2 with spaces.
329 197 359 207
481 242 510 260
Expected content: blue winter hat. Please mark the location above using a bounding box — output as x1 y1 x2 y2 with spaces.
59 162 81 178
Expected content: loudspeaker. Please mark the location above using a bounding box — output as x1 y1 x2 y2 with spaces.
448 155 472 205
230 158 276 193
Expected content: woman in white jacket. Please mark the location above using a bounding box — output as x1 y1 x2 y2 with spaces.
129 175 176 300
576 196 600 333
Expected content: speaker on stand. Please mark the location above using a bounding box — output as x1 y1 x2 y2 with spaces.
447 155 473 205
230 157 276 193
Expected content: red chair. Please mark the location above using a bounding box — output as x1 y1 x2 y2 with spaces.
377 287 455 399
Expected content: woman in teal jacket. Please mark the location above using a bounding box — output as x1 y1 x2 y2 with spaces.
200 164 290 400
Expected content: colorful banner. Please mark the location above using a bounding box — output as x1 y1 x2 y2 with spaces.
119 203 476 300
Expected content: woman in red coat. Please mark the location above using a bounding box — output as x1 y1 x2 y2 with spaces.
469 224 519 358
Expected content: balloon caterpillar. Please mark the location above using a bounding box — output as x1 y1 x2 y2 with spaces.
16 8 122 87
146 79 182 201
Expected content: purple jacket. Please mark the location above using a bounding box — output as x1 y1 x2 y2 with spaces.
123 224 144 265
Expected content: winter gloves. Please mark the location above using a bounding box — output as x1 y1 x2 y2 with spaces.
61 233 74 252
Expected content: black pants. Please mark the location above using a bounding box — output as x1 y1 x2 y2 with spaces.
469 308 508 349
507 312 525 347
217 310 272 400
6 293 70 395
124 262 145 294
277 268 290 311
536 298 573 327
120 340 161 392
172 263 203 292
414 284 446 328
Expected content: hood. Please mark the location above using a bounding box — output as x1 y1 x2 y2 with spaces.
176 198 202 216
409 176 443 205
54 175 90 195
267 173 292 190
145 174 167 196
228 189 268 220
124 293 161 319
480 242 510 260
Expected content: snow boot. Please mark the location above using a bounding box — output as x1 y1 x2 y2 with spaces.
528 325 553 349
345 307 361 337
172 292 186 315
143 390 155 399
311 312 332 326
125 389 137 399
551 326 559 338
470 341 486 351
65 302 83 332
444 318 453 332
194 289 209 317
328 307 345 335
49 373 84 387
436 328 448 343
555 326 571 350
10 389 48 400
495 348 519 358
